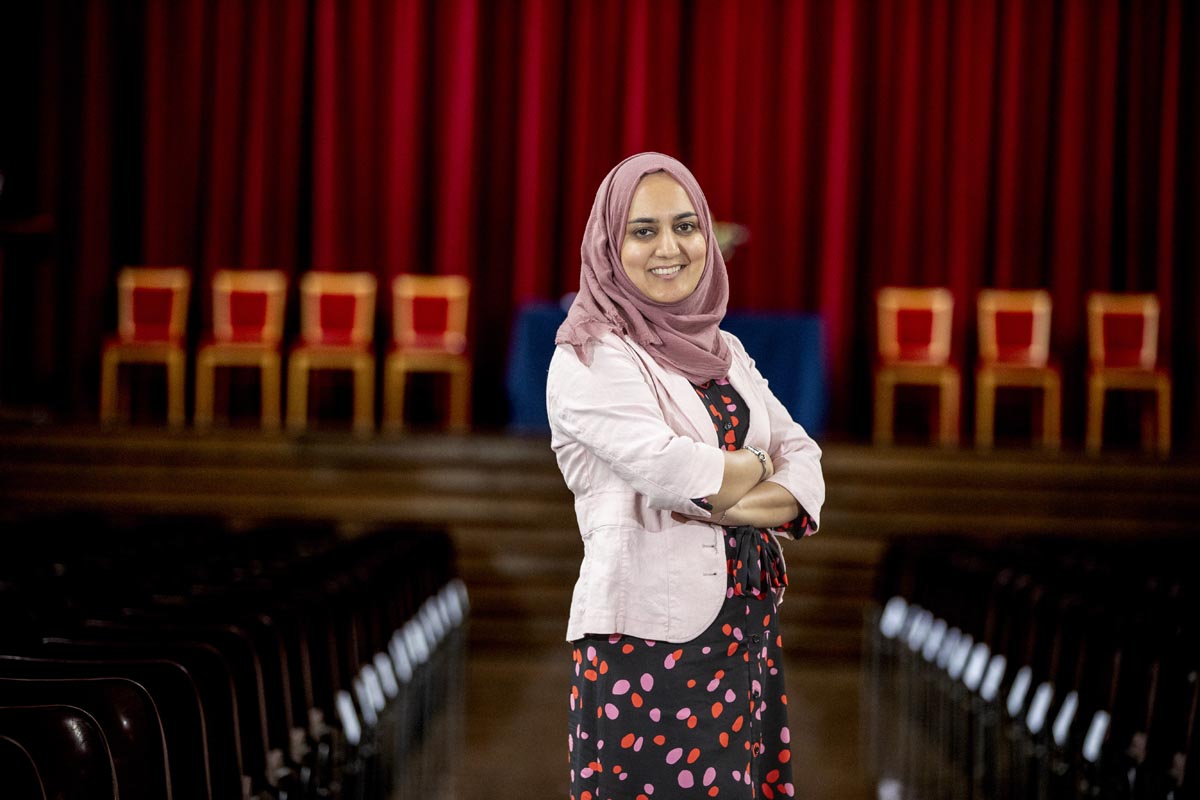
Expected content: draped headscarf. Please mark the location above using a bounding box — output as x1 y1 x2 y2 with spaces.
555 152 733 384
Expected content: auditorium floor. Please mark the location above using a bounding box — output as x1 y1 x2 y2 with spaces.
4 426 1196 799
461 644 873 800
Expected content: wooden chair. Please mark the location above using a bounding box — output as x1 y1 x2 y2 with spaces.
874 287 960 446
975 289 1061 450
195 269 287 431
287 271 376 435
100 267 191 428
384 275 471 433
1085 293 1171 456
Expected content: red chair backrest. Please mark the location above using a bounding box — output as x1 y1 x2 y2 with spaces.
877 287 953 365
299 271 377 347
1087 293 1159 370
118 267 190 343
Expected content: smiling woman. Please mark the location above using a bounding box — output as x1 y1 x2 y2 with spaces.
546 153 825 799
620 173 707 304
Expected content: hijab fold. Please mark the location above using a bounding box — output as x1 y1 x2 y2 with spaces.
556 152 733 384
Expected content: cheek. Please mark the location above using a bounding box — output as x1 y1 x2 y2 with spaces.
621 241 648 272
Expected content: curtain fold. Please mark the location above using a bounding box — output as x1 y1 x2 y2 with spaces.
18 0 1200 442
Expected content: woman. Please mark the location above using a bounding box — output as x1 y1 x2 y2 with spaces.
547 152 825 800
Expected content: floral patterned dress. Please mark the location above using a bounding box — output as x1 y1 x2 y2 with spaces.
568 378 810 799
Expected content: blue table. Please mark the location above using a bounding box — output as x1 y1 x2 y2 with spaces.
507 304 826 436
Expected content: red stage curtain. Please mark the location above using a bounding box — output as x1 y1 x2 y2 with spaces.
9 0 1200 442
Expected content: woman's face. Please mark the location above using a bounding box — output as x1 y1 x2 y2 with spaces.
620 173 707 304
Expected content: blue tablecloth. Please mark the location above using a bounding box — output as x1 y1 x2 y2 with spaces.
507 304 826 436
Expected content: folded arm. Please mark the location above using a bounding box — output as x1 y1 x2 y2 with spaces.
706 447 775 513
735 337 824 536
717 480 800 529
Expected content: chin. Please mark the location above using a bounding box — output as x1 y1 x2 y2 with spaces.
657 284 700 304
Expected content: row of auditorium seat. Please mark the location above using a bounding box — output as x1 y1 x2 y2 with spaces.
100 268 471 434
874 287 1172 455
865 536 1199 800
0 513 468 799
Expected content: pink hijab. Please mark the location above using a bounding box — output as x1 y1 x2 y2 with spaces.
556 152 733 384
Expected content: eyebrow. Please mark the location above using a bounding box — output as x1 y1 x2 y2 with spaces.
626 211 699 225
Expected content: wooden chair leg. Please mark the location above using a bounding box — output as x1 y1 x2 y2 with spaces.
167 350 186 430
287 357 309 434
1086 378 1104 456
1139 395 1156 455
194 351 216 431
1156 380 1171 457
939 371 960 447
383 358 405 434
874 372 895 446
448 365 470 432
1042 375 1061 450
100 348 121 427
975 373 995 450
261 354 281 431
353 358 375 437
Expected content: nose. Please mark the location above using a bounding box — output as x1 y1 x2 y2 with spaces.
655 229 682 259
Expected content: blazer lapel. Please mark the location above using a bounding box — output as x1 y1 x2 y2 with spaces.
626 339 719 446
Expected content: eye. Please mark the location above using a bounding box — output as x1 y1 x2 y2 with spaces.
675 221 698 234
633 227 656 239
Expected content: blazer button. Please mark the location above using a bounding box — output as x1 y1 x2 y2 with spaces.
724 422 733 430
751 634 761 644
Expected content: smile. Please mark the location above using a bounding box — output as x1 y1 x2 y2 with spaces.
649 265 686 276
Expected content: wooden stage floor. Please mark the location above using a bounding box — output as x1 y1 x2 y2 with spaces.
2 426 1197 799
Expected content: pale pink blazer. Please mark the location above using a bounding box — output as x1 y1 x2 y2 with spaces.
547 331 825 643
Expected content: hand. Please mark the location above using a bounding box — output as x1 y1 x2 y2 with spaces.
671 510 708 525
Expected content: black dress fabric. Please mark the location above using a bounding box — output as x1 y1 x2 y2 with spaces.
568 378 801 800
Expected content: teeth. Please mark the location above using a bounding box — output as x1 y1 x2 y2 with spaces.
650 265 684 276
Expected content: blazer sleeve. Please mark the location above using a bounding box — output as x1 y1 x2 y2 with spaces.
547 340 726 516
730 335 825 536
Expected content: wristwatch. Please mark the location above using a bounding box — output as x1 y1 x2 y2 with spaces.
744 445 768 480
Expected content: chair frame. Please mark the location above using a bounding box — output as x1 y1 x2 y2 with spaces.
195 269 288 431
1085 292 1170 456
286 271 377 435
383 275 471 433
100 267 191 428
975 289 1061 450
874 287 960 447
